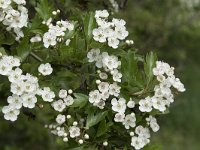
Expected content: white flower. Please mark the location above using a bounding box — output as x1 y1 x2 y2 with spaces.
7 95 23 109
127 99 135 108
56 114 66 125
98 82 109 93
93 99 105 109
173 78 186 92
102 55 119 70
63 95 74 106
109 82 121 97
2 105 20 122
43 32 57 48
111 98 126 113
40 87 55 102
131 136 146 150
123 113 136 129
112 69 122 82
87 49 100 62
99 72 108 80
59 89 68 98
38 63 53 76
10 82 25 95
89 90 101 104
21 94 37 109
101 91 110 100
135 126 150 139
0 61 12 76
146 116 160 132
69 126 81 138
152 97 166 112
8 68 23 83
52 100 66 112
114 113 125 122
108 37 119 49
139 97 153 112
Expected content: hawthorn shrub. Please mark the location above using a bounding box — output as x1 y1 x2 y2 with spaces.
0 0 185 150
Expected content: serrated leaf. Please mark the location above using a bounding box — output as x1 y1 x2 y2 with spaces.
121 50 144 88
96 120 107 137
35 0 53 20
86 111 108 129
82 12 96 44
144 52 157 84
71 93 88 108
16 36 31 61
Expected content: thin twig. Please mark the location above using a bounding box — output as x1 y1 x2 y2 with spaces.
30 52 43 62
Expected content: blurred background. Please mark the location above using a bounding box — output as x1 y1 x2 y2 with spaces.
0 0 200 150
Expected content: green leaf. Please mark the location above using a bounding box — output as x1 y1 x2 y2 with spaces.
96 120 107 137
0 47 7 55
35 0 53 20
71 93 88 108
16 36 31 61
86 111 108 129
121 50 144 88
0 32 15 45
82 12 96 46
144 52 157 84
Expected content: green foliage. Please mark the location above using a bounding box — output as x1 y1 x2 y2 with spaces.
86 110 108 129
71 93 88 108
35 0 53 20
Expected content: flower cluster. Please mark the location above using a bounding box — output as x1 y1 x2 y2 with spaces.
46 115 89 144
87 49 122 109
0 54 56 121
131 126 151 149
43 18 74 48
0 55 39 121
0 0 28 40
51 89 74 112
139 61 186 113
93 10 128 49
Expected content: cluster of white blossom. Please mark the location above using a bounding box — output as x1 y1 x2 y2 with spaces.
131 126 151 150
146 115 160 132
93 10 128 49
87 49 122 109
87 49 186 149
0 55 39 121
0 54 57 121
87 49 152 149
139 61 186 113
0 0 28 41
42 17 74 48
46 115 89 144
51 89 74 112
